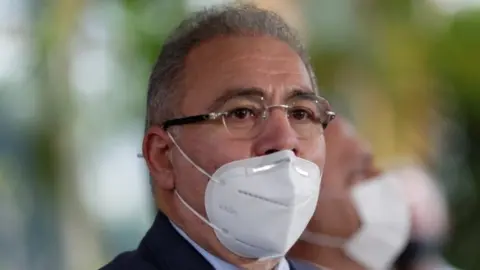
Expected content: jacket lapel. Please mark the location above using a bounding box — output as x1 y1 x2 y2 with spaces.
138 211 215 270
139 211 299 270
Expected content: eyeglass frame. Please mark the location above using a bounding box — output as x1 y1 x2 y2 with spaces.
161 95 336 135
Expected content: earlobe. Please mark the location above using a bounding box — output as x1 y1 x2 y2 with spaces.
142 126 175 190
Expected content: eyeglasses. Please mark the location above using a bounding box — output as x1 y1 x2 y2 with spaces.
162 94 336 140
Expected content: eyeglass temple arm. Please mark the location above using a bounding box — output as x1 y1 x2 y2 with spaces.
162 114 212 130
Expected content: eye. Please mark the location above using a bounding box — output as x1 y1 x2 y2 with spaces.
226 107 257 120
289 107 315 122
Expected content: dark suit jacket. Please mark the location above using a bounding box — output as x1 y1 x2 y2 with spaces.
100 211 298 270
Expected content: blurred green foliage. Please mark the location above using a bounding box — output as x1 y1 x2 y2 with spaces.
433 10 480 268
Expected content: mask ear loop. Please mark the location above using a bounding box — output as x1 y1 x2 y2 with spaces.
167 132 222 184
165 132 228 234
173 190 226 233
179 186 286 261
168 133 287 259
136 134 220 185
141 132 288 259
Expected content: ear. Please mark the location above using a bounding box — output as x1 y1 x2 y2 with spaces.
142 126 175 191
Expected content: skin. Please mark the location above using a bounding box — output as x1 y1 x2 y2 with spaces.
142 35 327 269
288 116 380 270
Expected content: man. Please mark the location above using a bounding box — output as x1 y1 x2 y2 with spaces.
288 117 456 270
102 4 335 270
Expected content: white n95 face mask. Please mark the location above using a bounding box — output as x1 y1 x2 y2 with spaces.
168 133 322 260
301 172 411 270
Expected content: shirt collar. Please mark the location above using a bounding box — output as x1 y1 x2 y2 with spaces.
290 259 330 270
170 221 290 270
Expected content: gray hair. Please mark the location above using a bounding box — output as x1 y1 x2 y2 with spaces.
145 3 318 129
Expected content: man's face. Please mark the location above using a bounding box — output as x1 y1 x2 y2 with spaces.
173 35 326 213
146 35 327 255
306 117 379 237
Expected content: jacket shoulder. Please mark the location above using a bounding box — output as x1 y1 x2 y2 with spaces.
99 250 160 270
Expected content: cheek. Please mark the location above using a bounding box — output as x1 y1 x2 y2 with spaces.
199 138 253 171
172 134 254 214
171 147 207 207
174 131 254 178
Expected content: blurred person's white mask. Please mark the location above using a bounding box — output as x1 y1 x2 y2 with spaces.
301 172 411 270
168 133 322 260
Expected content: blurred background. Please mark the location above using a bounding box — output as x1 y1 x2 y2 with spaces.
0 0 479 269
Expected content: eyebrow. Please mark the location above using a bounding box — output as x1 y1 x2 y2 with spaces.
285 88 319 101
207 87 265 112
206 86 318 112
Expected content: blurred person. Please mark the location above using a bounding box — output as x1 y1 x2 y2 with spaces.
101 4 335 270
288 117 457 270
288 116 406 270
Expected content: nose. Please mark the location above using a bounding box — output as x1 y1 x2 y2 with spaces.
252 109 299 156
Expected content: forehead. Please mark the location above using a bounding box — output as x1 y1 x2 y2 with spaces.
181 35 312 113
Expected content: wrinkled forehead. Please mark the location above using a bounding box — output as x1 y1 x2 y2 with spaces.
181 35 313 113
